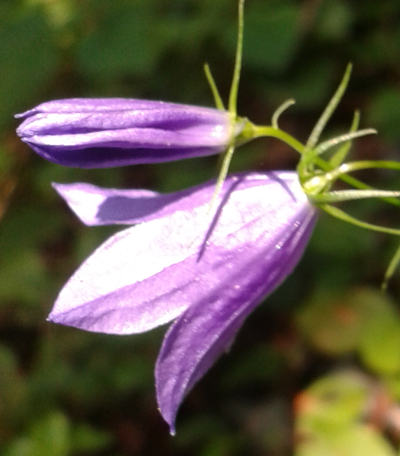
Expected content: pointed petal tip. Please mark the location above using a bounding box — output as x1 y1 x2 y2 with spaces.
14 111 26 119
51 182 70 197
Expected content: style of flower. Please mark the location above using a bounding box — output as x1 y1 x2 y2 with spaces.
15 98 238 168
49 171 317 434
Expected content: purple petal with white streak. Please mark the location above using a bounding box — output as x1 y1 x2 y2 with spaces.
48 171 316 434
155 183 317 433
52 174 273 226
50 172 308 334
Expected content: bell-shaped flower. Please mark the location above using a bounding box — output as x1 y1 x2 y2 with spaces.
15 98 237 168
49 170 317 434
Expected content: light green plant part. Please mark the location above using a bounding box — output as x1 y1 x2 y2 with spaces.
312 189 400 204
319 204 400 237
330 110 360 167
206 0 245 212
203 63 225 111
313 128 376 157
313 158 400 208
228 0 245 116
204 0 400 285
383 245 400 291
207 144 235 215
271 98 295 128
305 63 352 150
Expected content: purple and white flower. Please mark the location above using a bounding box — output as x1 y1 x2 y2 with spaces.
50 171 316 433
16 98 237 168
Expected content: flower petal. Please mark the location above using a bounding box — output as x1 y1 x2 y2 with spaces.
16 98 233 168
155 187 317 433
52 176 249 226
48 172 312 337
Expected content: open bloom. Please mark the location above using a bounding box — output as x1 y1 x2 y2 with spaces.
15 98 236 168
49 170 317 433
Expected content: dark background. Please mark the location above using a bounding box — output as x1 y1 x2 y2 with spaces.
1 0 400 454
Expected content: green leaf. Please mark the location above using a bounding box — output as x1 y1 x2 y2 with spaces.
76 2 162 80
4 412 69 456
297 289 367 355
297 371 369 432
0 9 58 129
70 423 111 453
222 0 299 73
314 0 353 41
358 293 400 375
296 425 395 456
368 88 400 143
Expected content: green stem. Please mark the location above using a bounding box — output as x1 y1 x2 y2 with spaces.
311 189 400 204
306 63 352 149
320 203 400 237
314 158 400 208
271 99 295 128
204 63 225 110
383 245 400 290
228 0 245 114
330 110 360 167
240 122 400 209
250 125 306 155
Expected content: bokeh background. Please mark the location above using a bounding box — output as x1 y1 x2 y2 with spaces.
1 0 400 454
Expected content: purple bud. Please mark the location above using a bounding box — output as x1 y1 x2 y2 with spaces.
16 98 235 168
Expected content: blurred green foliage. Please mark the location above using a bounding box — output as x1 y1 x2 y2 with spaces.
1 0 400 454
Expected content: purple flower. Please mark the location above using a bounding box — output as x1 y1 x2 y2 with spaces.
49 170 316 434
15 98 236 168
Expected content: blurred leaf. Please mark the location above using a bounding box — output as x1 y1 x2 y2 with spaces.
222 0 299 73
260 60 335 110
0 205 63 304
219 343 283 390
314 0 353 41
4 411 69 456
368 88 400 143
296 424 395 456
297 289 367 355
200 434 239 456
296 370 369 432
285 60 335 109
70 423 112 453
358 292 400 375
298 288 400 363
0 8 58 129
0 344 27 432
76 1 163 80
152 157 215 192
3 411 111 456
305 212 374 291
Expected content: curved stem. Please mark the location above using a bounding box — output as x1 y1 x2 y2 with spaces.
250 125 306 155
271 99 295 128
314 129 376 156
